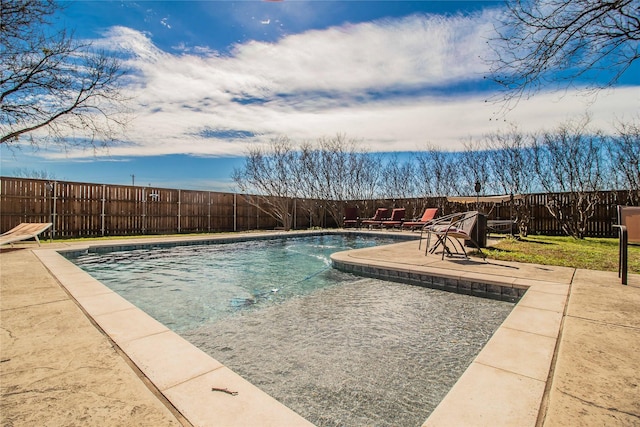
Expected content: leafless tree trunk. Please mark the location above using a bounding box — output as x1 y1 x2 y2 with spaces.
414 147 461 198
232 137 297 230
483 126 537 235
531 116 607 238
608 118 640 204
300 135 380 227
460 139 493 197
234 134 380 229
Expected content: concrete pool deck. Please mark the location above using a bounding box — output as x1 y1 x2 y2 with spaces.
1 231 639 426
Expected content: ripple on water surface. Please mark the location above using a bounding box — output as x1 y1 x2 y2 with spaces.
183 278 514 427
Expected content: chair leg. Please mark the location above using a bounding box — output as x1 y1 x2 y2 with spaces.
429 234 446 256
621 228 628 285
618 226 625 278
445 237 467 259
466 238 486 261
425 232 436 255
441 237 453 260
458 241 468 258
441 235 458 260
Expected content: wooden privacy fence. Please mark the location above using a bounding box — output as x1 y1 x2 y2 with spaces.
0 177 289 238
0 176 635 239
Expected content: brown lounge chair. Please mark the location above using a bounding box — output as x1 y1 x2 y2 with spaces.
361 208 390 229
381 208 406 229
0 223 52 247
343 207 360 228
402 208 438 231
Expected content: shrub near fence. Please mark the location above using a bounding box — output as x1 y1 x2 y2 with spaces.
0 176 634 238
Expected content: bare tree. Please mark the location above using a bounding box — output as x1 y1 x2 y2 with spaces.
531 116 607 238
235 134 380 229
380 154 417 199
11 168 56 180
297 134 378 227
291 141 322 227
483 126 537 235
232 137 297 230
608 117 640 204
294 134 382 226
341 148 383 222
379 155 420 217
1 0 129 148
483 127 536 194
491 0 640 104
414 146 461 199
346 150 383 202
459 139 494 196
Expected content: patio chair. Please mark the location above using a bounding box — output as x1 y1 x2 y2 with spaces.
343 206 360 228
0 222 52 247
402 208 438 231
422 211 486 260
615 205 640 285
381 208 406 229
361 208 390 229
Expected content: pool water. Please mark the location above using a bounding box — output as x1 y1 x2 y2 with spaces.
70 234 401 332
70 234 514 426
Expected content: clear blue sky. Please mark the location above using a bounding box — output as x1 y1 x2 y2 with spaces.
1 0 638 191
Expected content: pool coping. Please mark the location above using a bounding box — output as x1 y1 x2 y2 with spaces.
33 230 570 426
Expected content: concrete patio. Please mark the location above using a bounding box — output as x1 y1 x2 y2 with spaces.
1 231 639 426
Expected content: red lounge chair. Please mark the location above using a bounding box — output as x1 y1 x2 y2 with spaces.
361 208 390 229
382 208 406 229
401 208 438 231
343 207 360 228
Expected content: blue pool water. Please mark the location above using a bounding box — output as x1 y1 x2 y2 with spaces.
69 233 514 426
70 234 402 332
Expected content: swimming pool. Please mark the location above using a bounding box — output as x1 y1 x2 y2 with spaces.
69 233 514 426
69 234 403 332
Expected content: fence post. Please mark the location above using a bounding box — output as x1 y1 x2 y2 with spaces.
233 193 237 232
51 181 57 239
101 184 106 236
142 187 147 234
208 192 212 232
177 189 181 233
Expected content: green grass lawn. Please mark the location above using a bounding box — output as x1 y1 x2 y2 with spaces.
485 235 640 274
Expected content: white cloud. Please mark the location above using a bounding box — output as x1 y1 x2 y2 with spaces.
54 12 640 160
99 26 163 62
